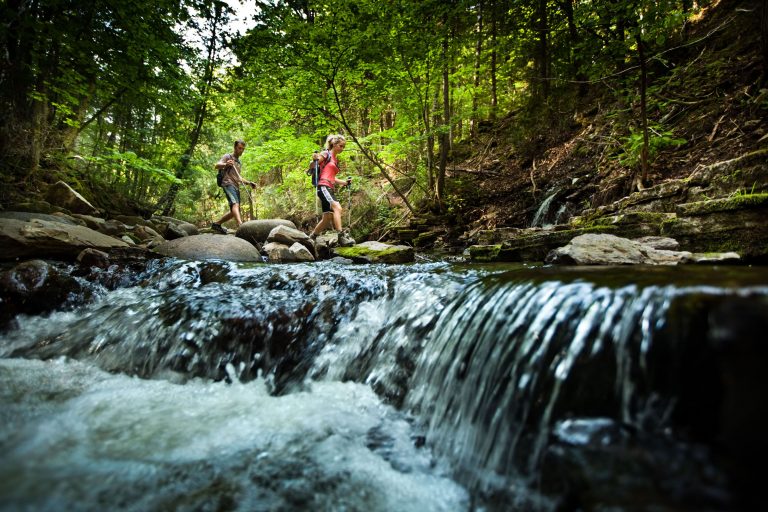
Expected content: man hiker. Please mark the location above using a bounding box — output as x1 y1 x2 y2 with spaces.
211 139 256 234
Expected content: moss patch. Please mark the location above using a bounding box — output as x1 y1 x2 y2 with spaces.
676 193 768 216
468 244 502 262
333 244 414 263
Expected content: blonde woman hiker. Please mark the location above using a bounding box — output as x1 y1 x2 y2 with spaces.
308 134 355 246
211 139 256 234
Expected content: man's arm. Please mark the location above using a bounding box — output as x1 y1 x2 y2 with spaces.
215 153 231 170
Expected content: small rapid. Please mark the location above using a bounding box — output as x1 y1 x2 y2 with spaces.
0 358 467 511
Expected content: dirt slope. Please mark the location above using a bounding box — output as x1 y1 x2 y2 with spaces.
446 0 766 238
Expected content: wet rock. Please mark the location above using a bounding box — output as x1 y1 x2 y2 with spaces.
0 260 90 330
663 196 768 261
541 417 731 511
152 234 262 263
312 232 338 260
681 252 741 264
76 248 110 269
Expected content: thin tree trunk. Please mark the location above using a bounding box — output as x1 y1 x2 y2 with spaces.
470 1 483 140
436 33 450 211
536 0 550 100
490 6 498 120
762 0 768 86
328 72 416 214
637 34 650 189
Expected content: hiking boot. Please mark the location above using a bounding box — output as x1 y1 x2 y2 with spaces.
211 222 227 234
338 229 355 247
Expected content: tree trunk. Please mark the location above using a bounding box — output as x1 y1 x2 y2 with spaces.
762 0 768 86
470 1 483 140
535 0 550 100
436 33 450 211
636 34 650 190
490 5 498 120
560 0 588 96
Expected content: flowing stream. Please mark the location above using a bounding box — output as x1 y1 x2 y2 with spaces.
2 259 767 511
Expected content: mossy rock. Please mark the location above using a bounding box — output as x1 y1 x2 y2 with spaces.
468 244 502 262
662 207 768 261
676 193 768 216
332 241 414 264
413 230 441 248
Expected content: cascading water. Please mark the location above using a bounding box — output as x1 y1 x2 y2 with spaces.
2 259 767 511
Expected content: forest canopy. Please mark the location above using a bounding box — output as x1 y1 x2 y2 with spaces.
0 0 746 235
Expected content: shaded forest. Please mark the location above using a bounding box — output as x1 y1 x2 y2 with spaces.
1 0 766 242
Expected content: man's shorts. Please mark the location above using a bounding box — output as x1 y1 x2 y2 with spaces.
317 186 338 213
223 185 240 207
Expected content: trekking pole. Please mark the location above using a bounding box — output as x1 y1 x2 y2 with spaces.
347 176 352 226
313 154 320 220
232 165 256 220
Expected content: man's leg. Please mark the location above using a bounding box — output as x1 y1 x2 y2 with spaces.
215 211 233 225
232 202 243 226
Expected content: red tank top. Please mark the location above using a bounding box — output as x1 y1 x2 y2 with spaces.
318 151 339 188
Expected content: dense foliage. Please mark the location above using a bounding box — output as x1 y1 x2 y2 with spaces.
2 0 752 237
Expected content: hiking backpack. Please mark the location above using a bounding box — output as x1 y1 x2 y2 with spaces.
306 150 330 187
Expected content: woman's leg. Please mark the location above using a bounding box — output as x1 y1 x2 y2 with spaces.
331 201 343 231
311 212 333 236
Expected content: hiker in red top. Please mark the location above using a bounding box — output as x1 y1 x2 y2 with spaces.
309 134 355 246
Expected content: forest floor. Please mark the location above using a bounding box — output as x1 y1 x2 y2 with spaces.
440 0 767 241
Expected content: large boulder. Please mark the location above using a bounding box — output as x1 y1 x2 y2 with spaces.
333 241 414 264
44 181 99 215
236 219 297 244
266 225 313 254
0 216 130 261
152 234 262 262
545 234 739 265
263 242 295 263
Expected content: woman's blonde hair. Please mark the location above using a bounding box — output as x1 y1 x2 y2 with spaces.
325 134 346 150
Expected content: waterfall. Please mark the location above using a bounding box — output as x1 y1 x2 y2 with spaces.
404 278 673 488
530 188 560 227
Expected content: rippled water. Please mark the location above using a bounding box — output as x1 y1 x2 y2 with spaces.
0 357 468 512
